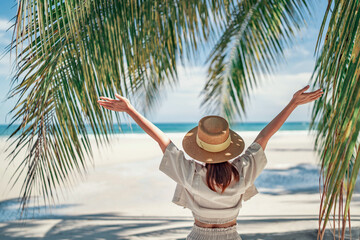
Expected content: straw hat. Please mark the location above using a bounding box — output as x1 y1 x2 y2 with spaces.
182 115 245 164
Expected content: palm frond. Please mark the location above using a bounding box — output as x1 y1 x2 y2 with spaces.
199 0 311 123
308 0 360 239
5 0 234 214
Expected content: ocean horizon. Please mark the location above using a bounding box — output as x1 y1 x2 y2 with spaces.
0 121 315 136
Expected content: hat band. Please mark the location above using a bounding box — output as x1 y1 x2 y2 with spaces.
196 134 231 153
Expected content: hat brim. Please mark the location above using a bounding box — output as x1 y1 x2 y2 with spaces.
182 126 245 164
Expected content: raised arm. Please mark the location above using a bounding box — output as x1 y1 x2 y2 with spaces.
97 93 170 153
254 85 323 151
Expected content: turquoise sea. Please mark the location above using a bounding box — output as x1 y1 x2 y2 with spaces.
0 122 314 136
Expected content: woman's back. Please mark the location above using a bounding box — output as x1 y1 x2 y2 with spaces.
159 140 267 224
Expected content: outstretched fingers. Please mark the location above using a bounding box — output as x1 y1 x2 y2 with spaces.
98 99 114 106
99 96 116 102
98 102 115 110
98 102 112 106
303 89 323 98
298 85 310 94
115 93 123 99
308 91 323 98
306 92 323 103
98 100 112 104
100 105 114 111
312 88 323 94
311 93 323 99
97 94 131 112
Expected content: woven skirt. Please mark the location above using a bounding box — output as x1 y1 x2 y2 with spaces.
186 224 242 240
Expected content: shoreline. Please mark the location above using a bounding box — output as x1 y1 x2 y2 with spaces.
0 129 320 140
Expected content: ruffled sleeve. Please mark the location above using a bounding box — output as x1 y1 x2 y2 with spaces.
232 141 267 201
159 141 197 187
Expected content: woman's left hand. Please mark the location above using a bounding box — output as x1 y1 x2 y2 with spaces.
290 85 323 106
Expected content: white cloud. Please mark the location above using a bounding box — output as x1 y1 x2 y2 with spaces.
176 65 207 92
146 62 318 123
249 72 313 98
0 18 14 79
244 72 318 122
0 53 12 77
284 45 311 58
0 19 14 31
0 32 11 45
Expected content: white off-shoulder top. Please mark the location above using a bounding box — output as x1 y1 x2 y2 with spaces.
159 140 268 224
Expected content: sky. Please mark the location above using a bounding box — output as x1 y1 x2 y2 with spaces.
0 0 328 124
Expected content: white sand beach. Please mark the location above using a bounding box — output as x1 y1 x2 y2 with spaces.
0 131 359 239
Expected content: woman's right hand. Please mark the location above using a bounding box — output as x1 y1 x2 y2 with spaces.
290 85 323 106
97 93 133 113
98 93 170 153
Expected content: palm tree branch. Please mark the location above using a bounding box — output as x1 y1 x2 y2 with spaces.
5 0 238 214
199 0 311 122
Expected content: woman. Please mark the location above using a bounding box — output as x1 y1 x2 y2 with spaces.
97 85 323 240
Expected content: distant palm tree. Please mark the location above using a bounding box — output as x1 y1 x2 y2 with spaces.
4 0 359 239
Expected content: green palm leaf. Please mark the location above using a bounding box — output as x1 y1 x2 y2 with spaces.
308 0 360 239
199 0 311 123
5 0 234 213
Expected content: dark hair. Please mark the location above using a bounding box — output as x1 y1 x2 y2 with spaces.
205 161 240 193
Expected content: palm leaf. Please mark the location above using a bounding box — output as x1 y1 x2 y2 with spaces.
308 0 360 239
5 0 234 214
199 0 311 123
